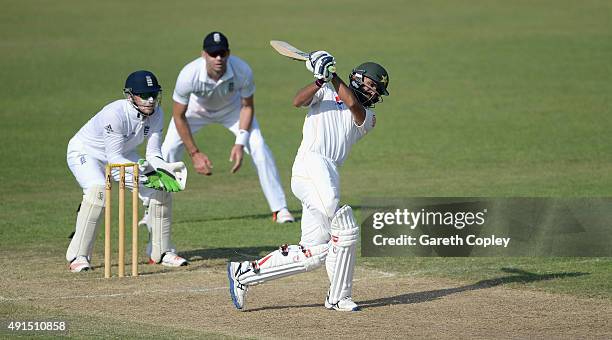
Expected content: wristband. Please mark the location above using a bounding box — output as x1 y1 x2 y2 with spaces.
235 129 250 146
315 79 325 88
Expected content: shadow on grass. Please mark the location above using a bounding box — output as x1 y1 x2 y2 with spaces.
244 268 589 312
174 212 302 224
357 268 589 310
89 246 277 274
180 246 279 262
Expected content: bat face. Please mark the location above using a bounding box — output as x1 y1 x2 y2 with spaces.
270 40 309 61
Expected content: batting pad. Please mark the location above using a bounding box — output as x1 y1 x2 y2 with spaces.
148 191 173 263
239 244 328 286
66 185 105 261
326 205 359 304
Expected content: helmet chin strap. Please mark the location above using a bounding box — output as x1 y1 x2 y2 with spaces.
125 92 157 118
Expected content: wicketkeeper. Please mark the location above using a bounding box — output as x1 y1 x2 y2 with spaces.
66 70 189 272
228 53 390 311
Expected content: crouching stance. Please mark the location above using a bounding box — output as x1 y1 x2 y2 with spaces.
66 70 189 272
228 53 390 311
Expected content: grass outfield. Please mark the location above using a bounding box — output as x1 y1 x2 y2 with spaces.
0 0 611 337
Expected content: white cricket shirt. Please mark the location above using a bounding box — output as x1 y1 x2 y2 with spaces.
297 83 376 166
172 56 255 117
73 99 164 163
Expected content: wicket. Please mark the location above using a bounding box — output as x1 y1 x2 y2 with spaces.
104 163 139 278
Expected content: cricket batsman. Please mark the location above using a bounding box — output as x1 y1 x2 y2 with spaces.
66 70 189 272
228 52 390 311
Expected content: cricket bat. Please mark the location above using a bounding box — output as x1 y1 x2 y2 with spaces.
269 40 336 73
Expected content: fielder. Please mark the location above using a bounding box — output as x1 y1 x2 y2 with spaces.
66 70 189 272
228 52 390 311
161 31 294 223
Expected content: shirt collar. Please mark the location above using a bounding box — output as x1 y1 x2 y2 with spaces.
199 57 234 84
125 99 152 121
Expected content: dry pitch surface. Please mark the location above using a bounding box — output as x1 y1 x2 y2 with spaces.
0 253 610 339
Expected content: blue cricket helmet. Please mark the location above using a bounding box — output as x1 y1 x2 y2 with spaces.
123 70 161 94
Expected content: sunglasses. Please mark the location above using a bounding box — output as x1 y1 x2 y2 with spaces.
208 50 229 58
135 92 159 100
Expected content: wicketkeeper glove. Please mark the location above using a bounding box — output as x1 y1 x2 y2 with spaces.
142 171 164 191
138 158 187 192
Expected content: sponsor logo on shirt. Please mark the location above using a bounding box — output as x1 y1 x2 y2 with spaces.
334 95 345 110
228 82 234 92
104 124 113 134
144 126 150 136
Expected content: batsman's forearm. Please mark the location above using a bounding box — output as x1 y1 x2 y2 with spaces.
293 82 320 107
331 76 358 107
332 75 366 124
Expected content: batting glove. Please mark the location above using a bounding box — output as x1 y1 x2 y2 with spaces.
313 53 335 82
306 50 330 73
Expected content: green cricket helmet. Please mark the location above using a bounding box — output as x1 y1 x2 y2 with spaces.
349 62 389 107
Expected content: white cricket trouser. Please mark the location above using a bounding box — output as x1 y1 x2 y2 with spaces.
291 151 340 247
161 102 287 212
233 151 343 288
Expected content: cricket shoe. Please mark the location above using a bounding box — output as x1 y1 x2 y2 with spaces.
148 252 188 267
144 240 187 267
69 256 91 273
227 261 249 310
325 296 360 312
273 208 295 224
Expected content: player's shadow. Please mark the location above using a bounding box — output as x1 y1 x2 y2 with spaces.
91 246 284 276
245 268 588 312
175 212 302 224
179 246 278 262
357 268 588 310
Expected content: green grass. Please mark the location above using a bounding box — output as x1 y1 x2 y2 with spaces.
0 0 611 336
361 257 611 299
